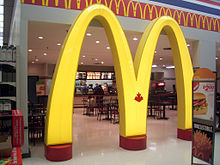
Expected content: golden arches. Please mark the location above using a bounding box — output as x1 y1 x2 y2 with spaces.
179 11 186 26
165 8 172 17
143 4 151 19
109 0 126 15
21 0 219 33
173 10 181 24
150 5 158 19
159 7 166 17
45 4 193 146
64 0 72 9
127 1 143 18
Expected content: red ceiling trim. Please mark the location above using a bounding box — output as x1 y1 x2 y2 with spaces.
21 0 220 33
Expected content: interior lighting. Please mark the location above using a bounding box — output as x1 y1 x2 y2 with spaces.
152 65 158 68
43 53 47 56
101 61 104 64
28 49 32 52
155 51 157 53
163 65 166 67
133 37 138 41
160 57 163 60
96 40 100 44
82 55 86 58
32 61 35 64
38 36 44 39
35 58 39 62
80 62 84 64
57 43 61 46
216 57 219 60
166 65 175 69
106 46 110 50
95 58 98 61
187 44 190 47
86 33 92 36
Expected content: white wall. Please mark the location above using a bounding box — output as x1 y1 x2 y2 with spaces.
152 67 175 91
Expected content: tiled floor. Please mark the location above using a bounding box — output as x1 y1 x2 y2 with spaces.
23 109 220 165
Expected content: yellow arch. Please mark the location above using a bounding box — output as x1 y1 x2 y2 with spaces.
143 4 151 19
159 7 166 17
150 5 158 19
173 10 180 24
64 0 71 9
109 0 126 15
126 1 143 18
45 4 193 146
165 8 172 17
185 12 192 26
179 11 186 26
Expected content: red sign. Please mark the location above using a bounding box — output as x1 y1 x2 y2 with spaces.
151 82 156 88
157 82 165 87
9 147 22 165
12 110 24 147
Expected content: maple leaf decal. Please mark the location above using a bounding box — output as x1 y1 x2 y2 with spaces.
135 92 143 102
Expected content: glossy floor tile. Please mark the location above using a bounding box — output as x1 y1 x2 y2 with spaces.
23 109 220 165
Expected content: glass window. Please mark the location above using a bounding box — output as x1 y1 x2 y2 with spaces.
0 0 4 6
0 6 3 15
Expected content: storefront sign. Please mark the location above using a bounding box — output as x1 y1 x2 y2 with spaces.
192 68 216 165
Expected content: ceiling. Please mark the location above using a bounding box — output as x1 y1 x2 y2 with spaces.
28 21 220 68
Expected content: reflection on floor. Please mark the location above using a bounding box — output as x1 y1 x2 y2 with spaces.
23 109 220 165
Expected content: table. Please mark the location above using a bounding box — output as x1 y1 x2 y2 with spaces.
156 101 170 120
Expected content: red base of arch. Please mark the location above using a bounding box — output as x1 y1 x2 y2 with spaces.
45 143 72 161
119 135 147 150
177 128 192 141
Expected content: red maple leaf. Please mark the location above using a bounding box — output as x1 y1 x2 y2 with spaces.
135 92 143 102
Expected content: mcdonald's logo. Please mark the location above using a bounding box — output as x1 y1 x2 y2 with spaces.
44 4 193 161
21 0 220 33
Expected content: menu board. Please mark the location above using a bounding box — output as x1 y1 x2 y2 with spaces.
76 72 86 79
101 72 115 80
75 71 115 80
87 72 100 79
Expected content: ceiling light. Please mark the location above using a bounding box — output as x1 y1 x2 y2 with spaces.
32 61 35 64
133 37 138 41
38 36 44 39
216 57 219 60
43 53 47 56
187 44 190 47
152 65 158 68
155 51 157 53
166 65 175 69
28 49 32 52
35 58 39 62
86 33 92 36
163 65 166 67
106 46 110 50
82 55 86 58
57 43 61 46
95 58 98 61
80 62 84 64
160 57 163 60
96 40 100 44
101 61 104 64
